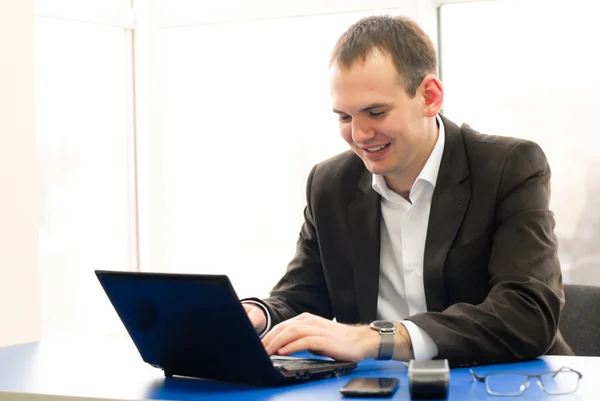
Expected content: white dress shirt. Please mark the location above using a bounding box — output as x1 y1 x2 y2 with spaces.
247 115 445 358
372 114 444 360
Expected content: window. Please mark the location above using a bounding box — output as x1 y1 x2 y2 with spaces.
157 10 397 299
30 0 439 341
34 7 135 338
439 0 600 285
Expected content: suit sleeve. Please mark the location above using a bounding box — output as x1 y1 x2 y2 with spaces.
406 140 565 364
257 165 333 327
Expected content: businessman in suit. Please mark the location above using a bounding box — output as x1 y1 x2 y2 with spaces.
242 15 573 366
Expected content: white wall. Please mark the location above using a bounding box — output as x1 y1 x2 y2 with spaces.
0 0 42 346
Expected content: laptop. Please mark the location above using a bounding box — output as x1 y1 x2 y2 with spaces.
94 270 357 386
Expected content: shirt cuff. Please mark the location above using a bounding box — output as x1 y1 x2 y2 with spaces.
241 300 272 339
400 320 438 360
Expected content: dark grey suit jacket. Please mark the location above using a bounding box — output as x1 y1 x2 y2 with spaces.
253 115 573 366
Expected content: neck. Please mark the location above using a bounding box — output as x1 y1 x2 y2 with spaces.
384 117 439 199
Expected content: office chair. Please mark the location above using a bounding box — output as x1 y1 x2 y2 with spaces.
558 283 600 357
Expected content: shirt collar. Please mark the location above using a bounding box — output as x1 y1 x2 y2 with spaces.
372 114 445 201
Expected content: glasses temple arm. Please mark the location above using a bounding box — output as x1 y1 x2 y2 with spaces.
551 366 583 379
469 369 486 382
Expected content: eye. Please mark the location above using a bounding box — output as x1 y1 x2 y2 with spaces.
369 111 385 118
338 114 351 122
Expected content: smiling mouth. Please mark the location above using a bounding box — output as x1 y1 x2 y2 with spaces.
365 144 390 152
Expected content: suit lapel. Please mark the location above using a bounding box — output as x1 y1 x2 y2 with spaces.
423 116 470 312
349 169 381 323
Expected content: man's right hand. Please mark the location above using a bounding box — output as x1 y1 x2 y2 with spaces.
242 303 267 334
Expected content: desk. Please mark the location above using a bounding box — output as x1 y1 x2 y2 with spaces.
0 336 597 401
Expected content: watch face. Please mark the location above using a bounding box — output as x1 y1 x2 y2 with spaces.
371 320 395 331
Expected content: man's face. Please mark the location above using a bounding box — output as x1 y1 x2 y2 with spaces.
330 50 431 179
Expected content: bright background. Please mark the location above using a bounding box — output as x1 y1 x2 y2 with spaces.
1 0 599 345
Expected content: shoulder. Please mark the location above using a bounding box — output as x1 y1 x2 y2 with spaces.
308 150 366 187
452 122 551 208
461 123 543 159
458 122 549 179
300 150 368 208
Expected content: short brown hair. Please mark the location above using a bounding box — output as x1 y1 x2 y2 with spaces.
330 15 438 97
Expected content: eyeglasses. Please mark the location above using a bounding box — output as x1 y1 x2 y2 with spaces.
470 366 583 396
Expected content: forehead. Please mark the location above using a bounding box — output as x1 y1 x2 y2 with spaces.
329 50 405 111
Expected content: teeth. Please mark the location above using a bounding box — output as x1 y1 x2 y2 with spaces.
367 145 386 152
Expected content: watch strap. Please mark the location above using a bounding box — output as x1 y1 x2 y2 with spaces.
378 330 395 360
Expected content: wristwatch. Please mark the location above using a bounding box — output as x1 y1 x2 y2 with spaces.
369 320 396 360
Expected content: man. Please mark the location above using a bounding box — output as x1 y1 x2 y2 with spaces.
243 15 573 367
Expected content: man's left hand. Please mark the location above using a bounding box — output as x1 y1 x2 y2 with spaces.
261 313 380 362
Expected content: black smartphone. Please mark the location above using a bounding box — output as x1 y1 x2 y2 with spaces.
340 377 400 397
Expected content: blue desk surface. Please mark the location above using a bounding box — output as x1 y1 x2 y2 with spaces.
0 336 597 400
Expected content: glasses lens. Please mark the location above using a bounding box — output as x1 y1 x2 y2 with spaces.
540 371 580 395
486 374 528 396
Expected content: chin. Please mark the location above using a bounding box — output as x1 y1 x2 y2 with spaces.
362 161 388 176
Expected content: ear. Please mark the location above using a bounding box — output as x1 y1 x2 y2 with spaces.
420 74 444 117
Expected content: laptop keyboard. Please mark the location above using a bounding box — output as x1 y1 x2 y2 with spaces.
271 358 333 369
270 356 357 380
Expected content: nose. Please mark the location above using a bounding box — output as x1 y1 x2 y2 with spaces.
351 118 375 143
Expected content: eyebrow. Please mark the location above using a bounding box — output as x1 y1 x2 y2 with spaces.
332 103 389 115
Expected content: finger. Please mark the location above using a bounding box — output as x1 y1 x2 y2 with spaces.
292 313 330 325
261 319 306 348
280 336 361 362
277 336 328 356
261 318 297 346
264 324 326 356
293 312 316 322
262 313 327 345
